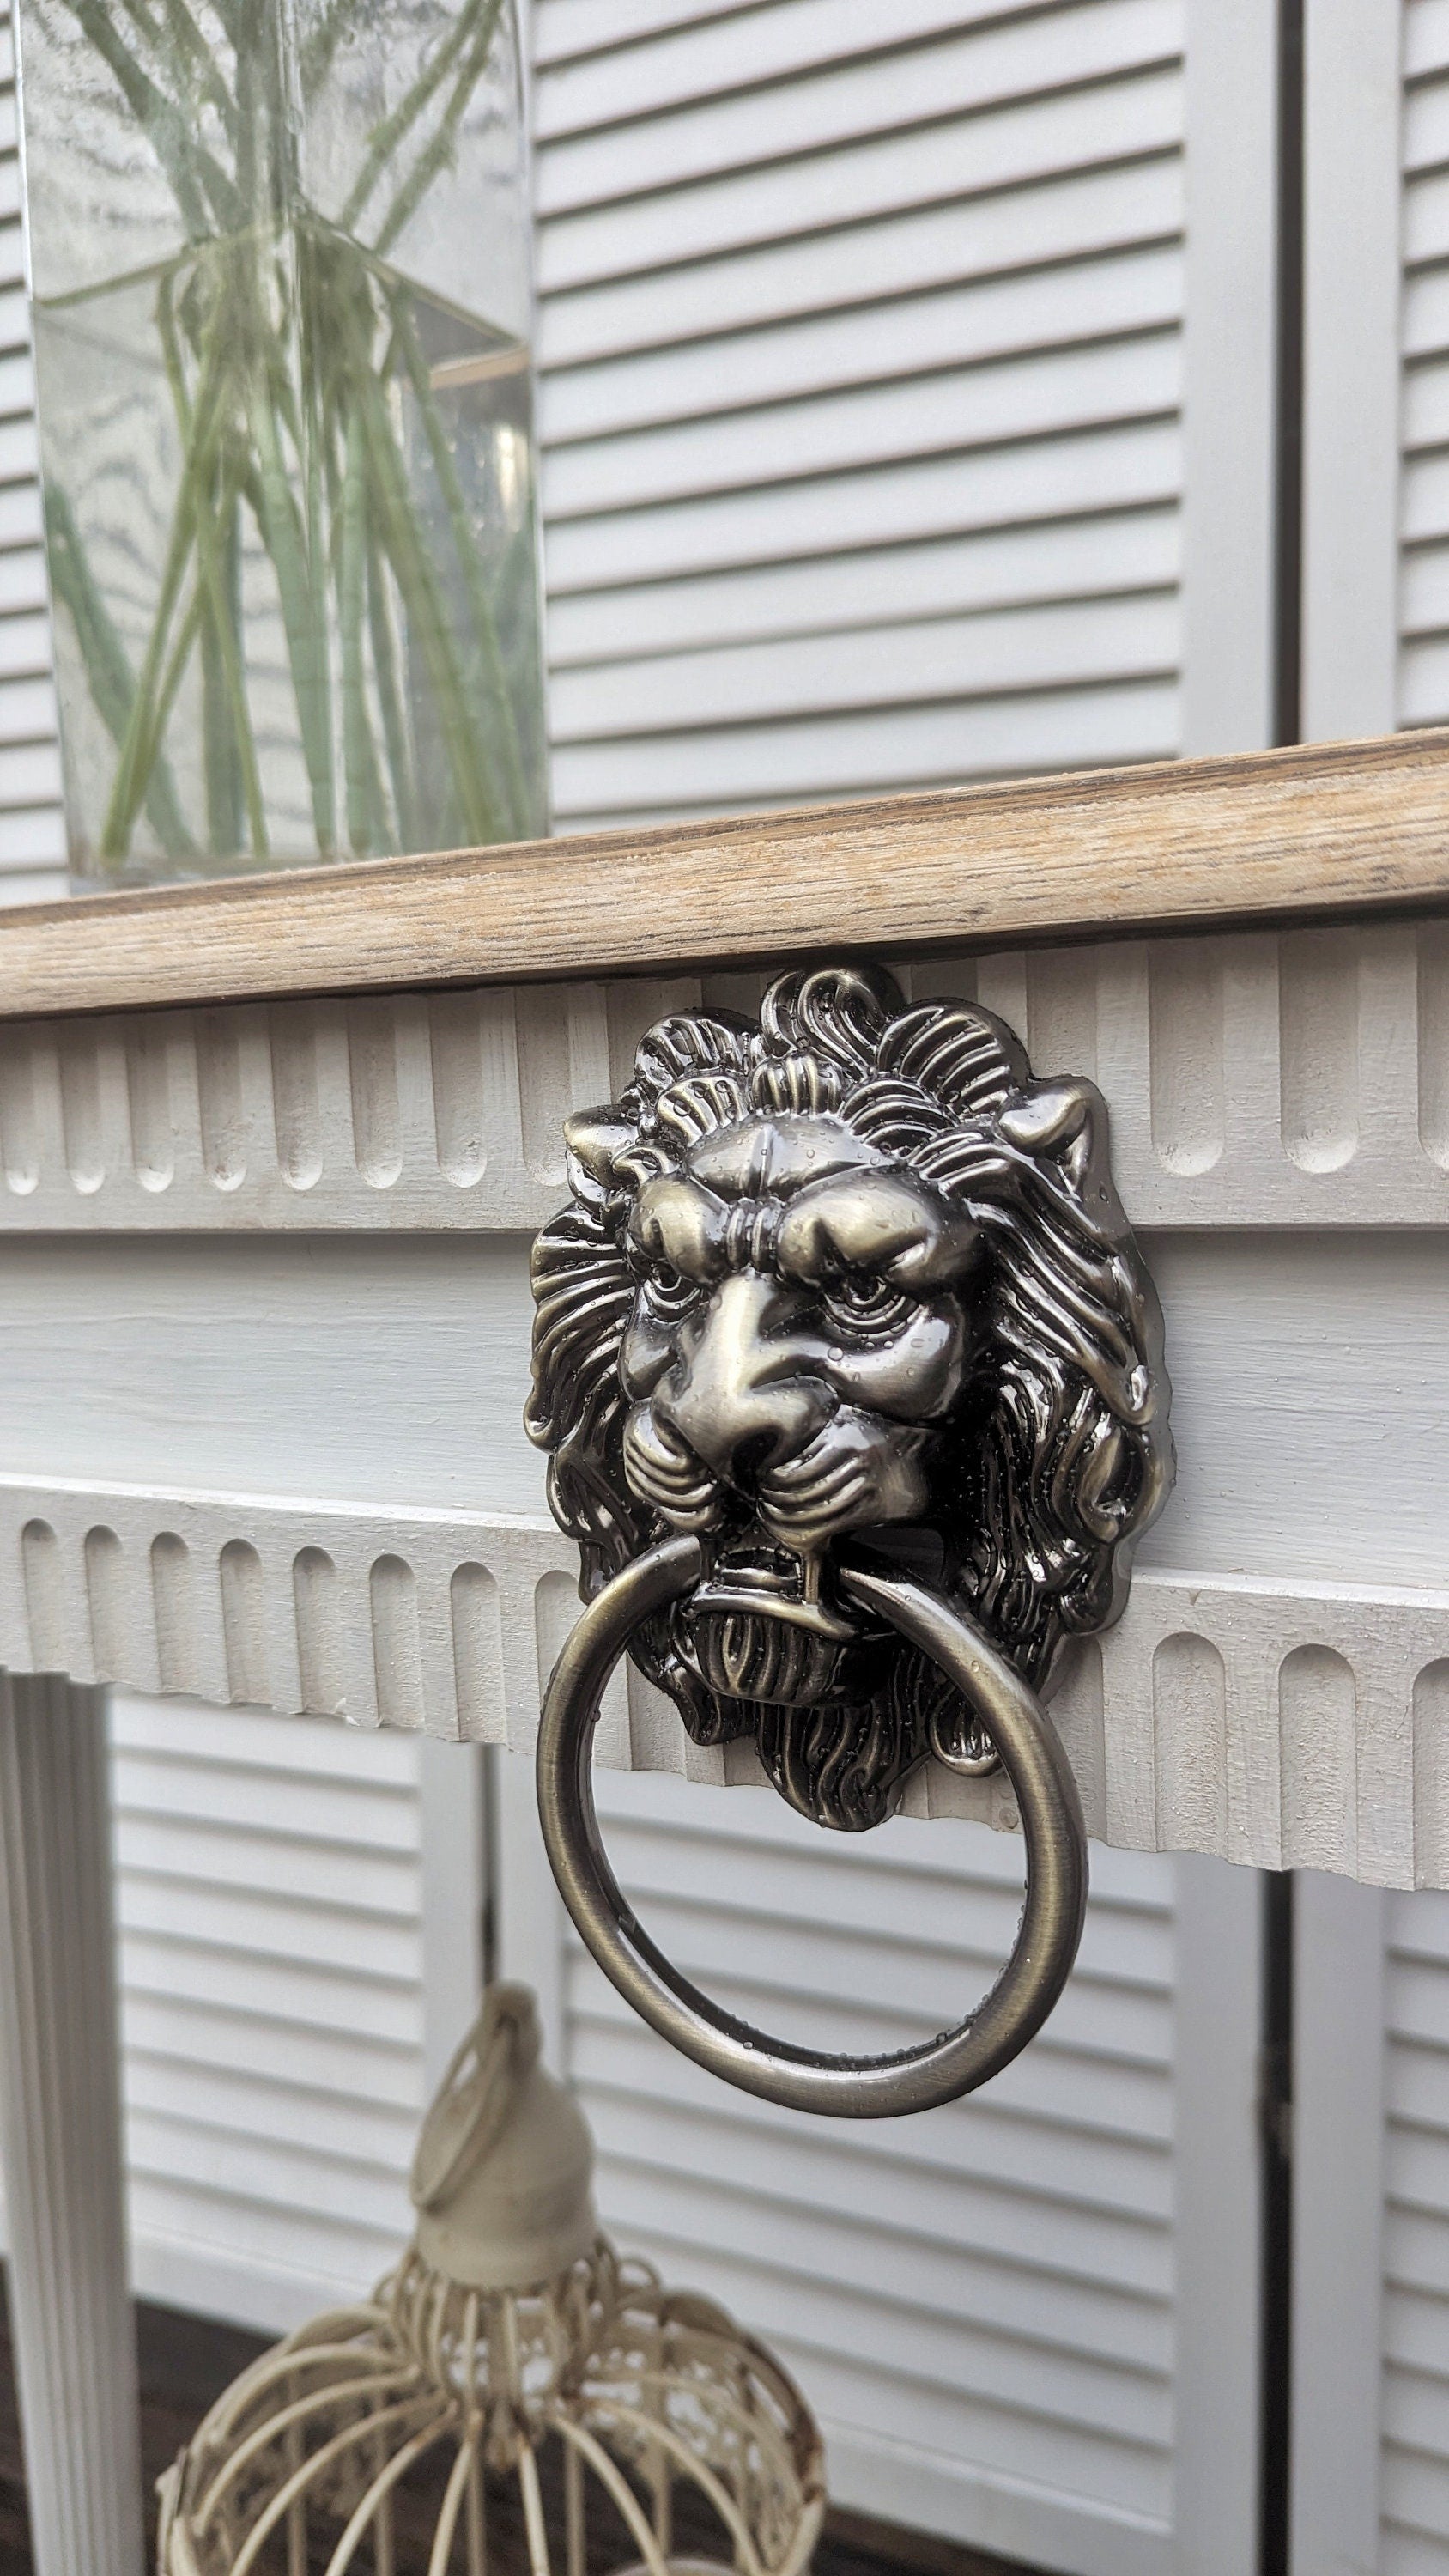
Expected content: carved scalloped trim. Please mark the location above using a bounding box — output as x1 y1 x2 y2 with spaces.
4 918 1449 1230
0 1475 1443 1888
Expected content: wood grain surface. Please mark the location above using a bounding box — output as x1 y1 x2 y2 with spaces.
4 727 1449 1018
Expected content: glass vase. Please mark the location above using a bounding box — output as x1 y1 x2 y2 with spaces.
16 0 548 884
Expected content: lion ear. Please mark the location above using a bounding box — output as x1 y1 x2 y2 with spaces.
563 1109 636 1200
999 1080 1101 1192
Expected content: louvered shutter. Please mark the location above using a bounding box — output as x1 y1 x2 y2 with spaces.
1292 1874 1449 2576
105 1695 485 2332
111 1696 427 2330
1399 3 1449 754
1402 3 1449 737
494 1756 1260 2576
532 0 1197 827
1382 1896 1449 2574
0 2 64 904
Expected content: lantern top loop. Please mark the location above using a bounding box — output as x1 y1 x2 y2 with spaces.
410 1984 597 2295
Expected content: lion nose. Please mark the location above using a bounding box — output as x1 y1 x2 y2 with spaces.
655 1274 831 1489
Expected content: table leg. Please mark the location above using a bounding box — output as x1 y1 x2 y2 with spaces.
0 1675 142 2574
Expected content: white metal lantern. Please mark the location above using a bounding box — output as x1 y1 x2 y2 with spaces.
157 1984 824 2576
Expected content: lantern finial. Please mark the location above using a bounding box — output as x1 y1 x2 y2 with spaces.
410 1984 596 2295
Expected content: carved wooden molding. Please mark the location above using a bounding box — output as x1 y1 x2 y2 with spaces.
3 916 1449 1230
3 1475 1445 1891
3 728 1449 1018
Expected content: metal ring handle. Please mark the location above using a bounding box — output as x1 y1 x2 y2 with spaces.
536 1535 1088 2118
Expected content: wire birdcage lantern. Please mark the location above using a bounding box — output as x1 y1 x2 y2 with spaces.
157 1984 824 2576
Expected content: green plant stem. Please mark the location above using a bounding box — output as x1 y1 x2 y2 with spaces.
374 0 506 260
155 0 238 137
43 484 195 860
243 372 335 852
198 483 243 855
339 0 487 233
350 345 500 845
337 409 379 854
392 293 529 838
99 307 236 858
137 581 203 813
366 532 416 852
191 465 269 858
51 0 534 873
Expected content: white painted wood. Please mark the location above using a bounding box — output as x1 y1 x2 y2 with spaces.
4 920 1449 1230
1179 0 1277 754
494 1756 1259 2576
1303 0 1404 742
1171 1856 1262 2576
0 1224 1446 1590
0 1674 142 2575
7 1473 1449 1890
1290 1874 1387 2576
492 1737 567 2075
418 1737 486 2091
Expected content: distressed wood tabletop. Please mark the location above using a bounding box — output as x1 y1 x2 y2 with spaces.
3 726 1448 1018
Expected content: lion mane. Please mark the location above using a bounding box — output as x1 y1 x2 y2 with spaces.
526 963 1172 1828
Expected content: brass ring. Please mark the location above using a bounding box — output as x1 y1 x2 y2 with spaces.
536 1535 1088 2118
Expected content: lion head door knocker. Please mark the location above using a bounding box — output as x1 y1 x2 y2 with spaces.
527 964 1173 2118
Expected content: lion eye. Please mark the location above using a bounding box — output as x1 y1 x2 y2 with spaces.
642 1261 702 1321
821 1274 915 1340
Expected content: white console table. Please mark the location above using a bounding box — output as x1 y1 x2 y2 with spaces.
1 726 1447 2566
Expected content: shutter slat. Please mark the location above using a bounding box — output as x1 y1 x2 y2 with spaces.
539 69 1182 293
548 504 1179 664
536 0 1180 210
541 296 1183 502
539 162 1182 370
543 422 1181 593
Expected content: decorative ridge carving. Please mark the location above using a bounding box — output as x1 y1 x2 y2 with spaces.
0 921 1446 1229
0 1473 1442 1884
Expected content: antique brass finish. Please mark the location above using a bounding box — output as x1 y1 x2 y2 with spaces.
537 1534 1088 2117
528 963 1171 2114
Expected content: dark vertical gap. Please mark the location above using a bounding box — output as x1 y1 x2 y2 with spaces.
1260 1871 1295 2576
1275 0 1307 750
1261 1 1305 2567
480 1740 500 1990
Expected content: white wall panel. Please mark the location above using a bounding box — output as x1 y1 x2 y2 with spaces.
533 0 1197 827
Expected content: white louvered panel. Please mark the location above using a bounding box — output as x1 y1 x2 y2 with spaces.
1384 1893 1449 2574
1401 3 1449 731
552 1768 1180 2573
110 1692 427 2335
533 0 1186 828
0 2 64 900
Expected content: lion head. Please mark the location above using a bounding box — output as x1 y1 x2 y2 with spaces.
527 964 1172 1832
